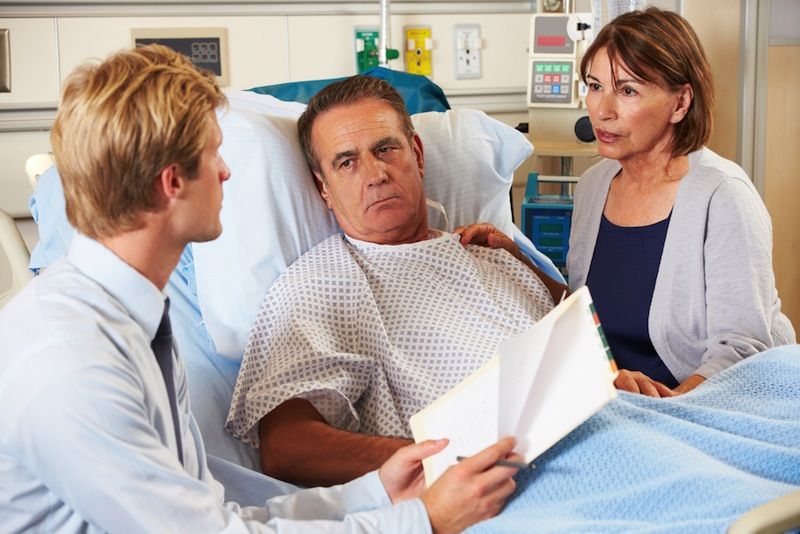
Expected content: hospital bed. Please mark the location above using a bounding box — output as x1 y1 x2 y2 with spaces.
18 69 800 532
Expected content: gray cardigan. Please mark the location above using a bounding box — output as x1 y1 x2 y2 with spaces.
568 147 795 382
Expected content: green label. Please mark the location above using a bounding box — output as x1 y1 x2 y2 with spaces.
355 29 380 73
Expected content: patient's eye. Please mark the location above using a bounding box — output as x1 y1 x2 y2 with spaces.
339 159 354 170
588 82 602 92
376 145 401 162
619 85 638 97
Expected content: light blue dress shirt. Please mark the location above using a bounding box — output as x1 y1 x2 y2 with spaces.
0 233 430 533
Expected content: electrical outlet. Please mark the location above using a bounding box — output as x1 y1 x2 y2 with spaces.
404 26 433 76
455 24 482 80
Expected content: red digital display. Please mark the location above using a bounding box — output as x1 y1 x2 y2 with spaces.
537 35 567 47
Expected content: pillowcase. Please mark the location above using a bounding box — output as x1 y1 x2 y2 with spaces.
192 91 534 360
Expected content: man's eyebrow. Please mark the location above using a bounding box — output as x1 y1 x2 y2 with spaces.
331 148 358 169
372 136 404 151
329 136 405 168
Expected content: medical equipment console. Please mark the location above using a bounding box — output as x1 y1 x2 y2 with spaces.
521 172 575 279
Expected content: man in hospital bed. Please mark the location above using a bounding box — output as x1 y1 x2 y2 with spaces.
0 45 526 533
226 76 566 487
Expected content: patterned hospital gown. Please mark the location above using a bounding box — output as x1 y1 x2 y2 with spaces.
226 232 554 446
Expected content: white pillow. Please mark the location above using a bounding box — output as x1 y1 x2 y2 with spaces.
413 109 529 238
193 91 533 360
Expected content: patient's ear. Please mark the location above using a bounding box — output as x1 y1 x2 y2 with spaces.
314 171 333 209
412 133 424 178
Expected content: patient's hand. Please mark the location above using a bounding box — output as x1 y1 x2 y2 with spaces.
455 222 568 305
615 369 677 398
455 223 526 264
379 438 449 503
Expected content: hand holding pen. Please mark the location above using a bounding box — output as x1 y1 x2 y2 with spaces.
456 455 533 470
421 437 524 534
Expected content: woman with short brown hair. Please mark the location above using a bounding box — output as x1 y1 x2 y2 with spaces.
568 8 794 397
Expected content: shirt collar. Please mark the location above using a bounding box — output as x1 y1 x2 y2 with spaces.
344 229 450 250
66 233 166 340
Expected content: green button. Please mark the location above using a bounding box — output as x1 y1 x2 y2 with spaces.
535 63 544 72
544 64 553 72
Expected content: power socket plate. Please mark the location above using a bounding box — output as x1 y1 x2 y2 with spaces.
404 26 433 76
454 24 481 80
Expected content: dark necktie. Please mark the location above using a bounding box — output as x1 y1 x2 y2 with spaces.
151 298 184 465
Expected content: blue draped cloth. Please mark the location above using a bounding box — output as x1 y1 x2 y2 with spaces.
248 66 450 112
471 345 800 533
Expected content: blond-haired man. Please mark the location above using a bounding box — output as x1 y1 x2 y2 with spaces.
0 45 522 533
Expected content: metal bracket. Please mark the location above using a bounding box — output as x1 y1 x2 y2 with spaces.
0 29 10 93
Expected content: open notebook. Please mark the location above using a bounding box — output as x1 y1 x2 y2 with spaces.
410 286 618 485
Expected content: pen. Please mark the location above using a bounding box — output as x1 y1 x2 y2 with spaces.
456 456 534 470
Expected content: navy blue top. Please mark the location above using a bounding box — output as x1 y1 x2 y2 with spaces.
586 213 678 388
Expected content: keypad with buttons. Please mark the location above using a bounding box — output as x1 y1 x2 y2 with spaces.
529 61 573 105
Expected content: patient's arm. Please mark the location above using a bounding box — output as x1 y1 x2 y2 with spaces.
259 398 412 487
456 223 567 303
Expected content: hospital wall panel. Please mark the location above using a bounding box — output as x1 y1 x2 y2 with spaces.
287 13 530 92
0 18 60 106
57 16 290 89
682 1 741 163
388 13 530 93
286 15 388 81
764 45 800 331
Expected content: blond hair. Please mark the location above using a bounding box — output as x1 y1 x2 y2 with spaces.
51 44 226 238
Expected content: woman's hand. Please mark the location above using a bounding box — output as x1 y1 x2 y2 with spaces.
674 374 706 394
378 439 449 503
614 369 677 398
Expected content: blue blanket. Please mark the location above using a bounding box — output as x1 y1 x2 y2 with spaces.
472 345 800 533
